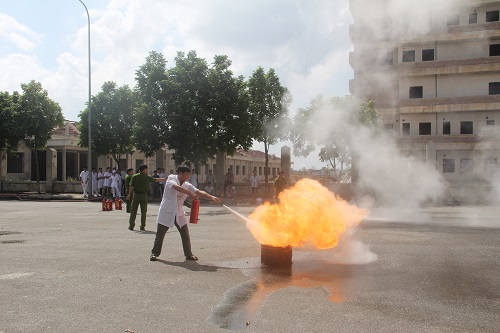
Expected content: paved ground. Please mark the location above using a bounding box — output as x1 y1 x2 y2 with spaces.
0 201 499 333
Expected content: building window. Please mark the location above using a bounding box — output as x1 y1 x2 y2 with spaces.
460 158 474 173
443 159 455 173
490 44 500 56
422 49 435 61
460 121 473 134
272 168 276 176
443 122 451 135
485 157 497 174
469 12 478 24
259 167 262 176
489 82 500 95
236 165 240 176
409 86 423 98
7 153 24 173
447 14 460 26
486 10 500 22
242 165 246 176
135 159 143 171
402 50 415 63
402 123 410 135
487 119 495 126
419 122 432 135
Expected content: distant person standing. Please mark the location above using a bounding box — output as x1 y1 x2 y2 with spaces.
223 168 234 197
91 168 99 198
189 169 198 187
97 168 104 197
206 169 216 191
250 169 260 198
110 170 121 198
205 182 214 195
126 165 165 231
151 169 160 199
158 168 165 197
150 166 221 262
273 171 287 204
79 167 89 198
103 167 112 198
124 168 134 213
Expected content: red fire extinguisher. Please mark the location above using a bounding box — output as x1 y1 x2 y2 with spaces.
114 198 119 210
102 199 107 211
107 199 113 211
189 198 200 224
117 199 122 210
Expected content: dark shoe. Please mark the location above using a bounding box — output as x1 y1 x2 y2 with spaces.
140 227 145 231
150 254 158 261
186 255 198 261
128 226 134 231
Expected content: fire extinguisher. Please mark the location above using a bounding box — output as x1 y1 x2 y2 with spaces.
117 199 122 210
102 199 107 211
189 198 200 224
107 199 113 211
114 198 119 210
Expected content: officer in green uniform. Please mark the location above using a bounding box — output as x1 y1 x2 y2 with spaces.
273 171 287 204
124 168 134 213
126 165 165 231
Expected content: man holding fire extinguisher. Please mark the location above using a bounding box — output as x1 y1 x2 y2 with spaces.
150 165 221 262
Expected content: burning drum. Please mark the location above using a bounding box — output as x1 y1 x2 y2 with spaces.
261 244 292 267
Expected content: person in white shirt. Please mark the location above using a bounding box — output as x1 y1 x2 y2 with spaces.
97 168 104 197
103 167 112 198
189 168 198 187
110 170 121 198
91 168 98 197
158 168 165 197
79 167 89 198
205 182 214 195
250 169 260 198
150 166 221 262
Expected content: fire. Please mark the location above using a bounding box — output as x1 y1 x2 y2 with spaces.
247 179 368 249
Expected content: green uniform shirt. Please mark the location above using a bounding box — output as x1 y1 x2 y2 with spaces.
273 176 287 194
130 173 155 193
125 174 133 192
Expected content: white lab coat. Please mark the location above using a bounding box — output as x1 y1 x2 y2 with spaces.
156 174 197 228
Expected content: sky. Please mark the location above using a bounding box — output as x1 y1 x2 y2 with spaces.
0 0 354 169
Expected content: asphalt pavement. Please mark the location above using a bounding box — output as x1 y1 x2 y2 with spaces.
0 201 499 333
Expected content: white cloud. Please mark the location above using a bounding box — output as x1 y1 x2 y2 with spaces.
0 13 42 52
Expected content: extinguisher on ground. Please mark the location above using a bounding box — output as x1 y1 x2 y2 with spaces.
107 199 113 211
189 198 200 224
102 199 107 211
117 199 122 210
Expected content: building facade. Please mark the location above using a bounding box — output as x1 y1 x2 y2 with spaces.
0 120 282 192
349 0 500 195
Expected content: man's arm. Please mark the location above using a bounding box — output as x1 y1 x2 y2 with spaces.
195 189 221 204
171 184 197 199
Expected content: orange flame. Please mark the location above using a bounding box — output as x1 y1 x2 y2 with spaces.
247 179 368 249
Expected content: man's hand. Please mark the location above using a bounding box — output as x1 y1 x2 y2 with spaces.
212 196 221 204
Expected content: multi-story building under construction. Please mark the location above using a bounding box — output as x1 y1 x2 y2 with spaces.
349 0 500 200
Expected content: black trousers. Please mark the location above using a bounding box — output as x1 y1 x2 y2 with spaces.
151 218 193 258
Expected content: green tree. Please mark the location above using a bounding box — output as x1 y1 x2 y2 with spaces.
247 67 291 193
0 91 24 155
133 51 169 157
79 81 137 169
134 51 255 169
291 95 379 182
18 81 64 192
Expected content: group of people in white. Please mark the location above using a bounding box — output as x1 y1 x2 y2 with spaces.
79 166 261 199
79 167 125 199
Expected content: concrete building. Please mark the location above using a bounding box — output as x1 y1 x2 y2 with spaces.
349 0 500 199
0 120 282 193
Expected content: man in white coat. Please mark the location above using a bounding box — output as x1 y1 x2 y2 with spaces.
79 167 89 198
150 165 221 261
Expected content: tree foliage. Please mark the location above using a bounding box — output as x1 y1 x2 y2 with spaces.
0 91 24 155
18 81 64 191
134 50 256 166
79 81 137 168
247 67 291 190
291 95 379 181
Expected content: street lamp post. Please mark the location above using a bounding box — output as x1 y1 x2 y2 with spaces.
78 0 92 198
